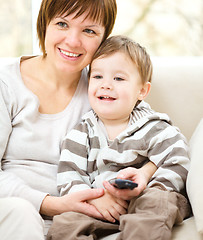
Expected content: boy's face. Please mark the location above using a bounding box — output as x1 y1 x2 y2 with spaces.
88 51 150 123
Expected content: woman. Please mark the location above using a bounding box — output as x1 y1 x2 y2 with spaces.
0 0 117 239
0 0 156 239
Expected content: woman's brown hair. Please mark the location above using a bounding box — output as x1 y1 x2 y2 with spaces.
37 0 117 57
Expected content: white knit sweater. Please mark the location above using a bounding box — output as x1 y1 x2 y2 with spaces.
0 57 90 211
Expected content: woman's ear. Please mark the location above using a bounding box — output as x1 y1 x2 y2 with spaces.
138 82 151 100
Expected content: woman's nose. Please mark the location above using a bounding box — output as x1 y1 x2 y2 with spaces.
65 30 82 48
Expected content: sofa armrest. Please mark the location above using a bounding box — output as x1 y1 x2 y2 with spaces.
187 119 203 236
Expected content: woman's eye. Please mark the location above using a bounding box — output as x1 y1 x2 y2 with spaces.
57 22 68 28
114 77 124 81
84 29 96 35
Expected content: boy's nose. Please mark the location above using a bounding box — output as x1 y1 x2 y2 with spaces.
101 80 113 90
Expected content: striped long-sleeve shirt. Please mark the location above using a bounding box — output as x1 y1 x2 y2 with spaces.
57 101 190 196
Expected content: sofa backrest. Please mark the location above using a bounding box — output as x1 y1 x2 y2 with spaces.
146 57 203 141
0 57 202 140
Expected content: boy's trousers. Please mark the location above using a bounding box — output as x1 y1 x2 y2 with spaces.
47 187 191 240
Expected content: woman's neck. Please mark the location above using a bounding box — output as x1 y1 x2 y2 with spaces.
20 55 82 114
38 56 82 90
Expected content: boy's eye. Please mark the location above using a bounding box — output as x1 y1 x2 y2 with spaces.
84 29 96 35
57 22 68 28
92 75 103 79
114 77 124 81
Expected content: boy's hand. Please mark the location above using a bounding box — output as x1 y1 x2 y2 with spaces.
88 190 128 223
103 167 151 200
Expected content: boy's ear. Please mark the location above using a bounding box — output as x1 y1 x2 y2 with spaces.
138 82 151 100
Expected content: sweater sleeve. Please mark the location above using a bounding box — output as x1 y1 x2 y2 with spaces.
57 122 92 196
0 79 12 162
146 121 190 193
0 78 48 212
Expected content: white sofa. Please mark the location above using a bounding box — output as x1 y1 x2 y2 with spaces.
101 57 203 240
1 57 203 239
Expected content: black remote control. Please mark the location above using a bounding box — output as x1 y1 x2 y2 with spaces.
109 179 138 190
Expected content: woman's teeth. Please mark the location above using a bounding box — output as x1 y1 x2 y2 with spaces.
60 49 80 57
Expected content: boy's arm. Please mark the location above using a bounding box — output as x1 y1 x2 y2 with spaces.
57 124 92 196
140 161 157 182
147 124 190 192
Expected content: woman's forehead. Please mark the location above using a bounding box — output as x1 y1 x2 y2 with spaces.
54 4 105 26
56 11 102 26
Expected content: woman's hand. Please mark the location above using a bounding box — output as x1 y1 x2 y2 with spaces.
40 188 105 219
103 163 157 201
88 190 128 223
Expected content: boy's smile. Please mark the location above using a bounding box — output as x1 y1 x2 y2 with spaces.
97 95 116 101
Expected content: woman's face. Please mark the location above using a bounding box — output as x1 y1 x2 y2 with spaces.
45 12 105 74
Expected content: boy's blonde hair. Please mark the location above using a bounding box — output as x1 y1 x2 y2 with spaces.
89 35 153 84
37 0 117 57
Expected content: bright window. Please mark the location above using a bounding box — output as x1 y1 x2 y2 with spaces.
113 0 203 56
0 0 202 57
0 0 32 57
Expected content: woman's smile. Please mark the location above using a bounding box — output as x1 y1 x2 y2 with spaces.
45 12 105 74
59 48 81 58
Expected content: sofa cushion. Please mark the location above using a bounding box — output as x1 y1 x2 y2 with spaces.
171 217 202 240
100 217 201 240
187 118 203 236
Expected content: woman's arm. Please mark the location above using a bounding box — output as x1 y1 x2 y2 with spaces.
0 80 49 211
40 188 105 219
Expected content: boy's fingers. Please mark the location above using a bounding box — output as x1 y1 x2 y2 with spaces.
118 167 136 179
77 188 104 201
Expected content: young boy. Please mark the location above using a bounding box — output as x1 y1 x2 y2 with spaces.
47 36 190 240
